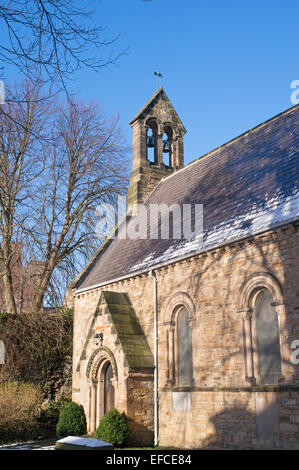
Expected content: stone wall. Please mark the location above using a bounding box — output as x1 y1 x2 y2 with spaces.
127 368 154 446
73 222 299 448
128 165 172 210
43 359 72 401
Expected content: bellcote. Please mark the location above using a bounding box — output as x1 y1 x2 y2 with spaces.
128 88 186 210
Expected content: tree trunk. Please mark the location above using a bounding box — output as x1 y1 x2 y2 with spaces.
31 261 56 312
2 270 17 314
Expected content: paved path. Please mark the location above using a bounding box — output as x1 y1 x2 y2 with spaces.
0 438 56 450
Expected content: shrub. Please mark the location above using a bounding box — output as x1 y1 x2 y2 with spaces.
56 401 87 438
40 395 72 428
0 381 43 444
95 408 129 447
0 308 73 386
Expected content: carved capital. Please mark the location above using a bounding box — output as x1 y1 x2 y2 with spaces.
240 308 253 321
245 376 256 386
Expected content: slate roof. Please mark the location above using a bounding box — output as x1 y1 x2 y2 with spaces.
75 104 299 292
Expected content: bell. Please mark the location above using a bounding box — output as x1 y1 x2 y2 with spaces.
162 139 171 153
147 136 155 148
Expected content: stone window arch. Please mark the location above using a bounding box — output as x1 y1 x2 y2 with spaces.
164 292 195 387
238 272 285 385
254 289 282 384
146 119 158 164
162 125 173 168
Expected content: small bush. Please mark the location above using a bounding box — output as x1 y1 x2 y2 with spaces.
56 401 87 438
95 408 129 447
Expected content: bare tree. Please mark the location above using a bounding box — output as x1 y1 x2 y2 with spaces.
0 0 124 91
0 80 129 313
0 80 50 314
28 98 129 311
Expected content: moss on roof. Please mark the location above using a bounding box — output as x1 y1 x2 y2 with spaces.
101 291 154 369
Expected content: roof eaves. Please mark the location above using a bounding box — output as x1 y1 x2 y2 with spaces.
75 215 299 294
71 211 132 290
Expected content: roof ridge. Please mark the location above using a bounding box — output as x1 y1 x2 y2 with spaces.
129 87 186 131
160 103 299 184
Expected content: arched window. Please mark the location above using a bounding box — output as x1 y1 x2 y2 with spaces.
146 121 158 164
254 289 282 384
238 273 284 385
165 295 195 388
177 307 193 387
162 126 173 167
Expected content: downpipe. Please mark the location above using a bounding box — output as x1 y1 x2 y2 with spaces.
149 269 158 447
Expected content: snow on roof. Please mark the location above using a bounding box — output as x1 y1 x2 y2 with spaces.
75 104 299 291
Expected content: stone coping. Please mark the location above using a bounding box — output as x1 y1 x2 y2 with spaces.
161 385 299 393
55 436 114 451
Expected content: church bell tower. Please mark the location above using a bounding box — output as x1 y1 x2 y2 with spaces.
128 88 186 210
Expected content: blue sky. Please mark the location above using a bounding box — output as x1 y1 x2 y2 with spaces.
4 0 299 166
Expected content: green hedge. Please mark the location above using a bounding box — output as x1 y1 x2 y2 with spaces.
56 401 87 438
95 408 129 447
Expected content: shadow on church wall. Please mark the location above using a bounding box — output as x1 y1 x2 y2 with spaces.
198 396 297 450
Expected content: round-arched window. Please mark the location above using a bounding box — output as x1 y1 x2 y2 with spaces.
177 306 193 387
255 289 282 384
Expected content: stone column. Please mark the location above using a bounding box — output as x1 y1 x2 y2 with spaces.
172 136 184 169
168 325 175 384
275 303 288 383
242 309 255 384
132 121 148 170
156 134 163 166
90 382 97 433
96 380 101 428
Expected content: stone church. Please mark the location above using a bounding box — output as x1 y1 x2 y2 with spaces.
0 243 45 314
72 88 299 449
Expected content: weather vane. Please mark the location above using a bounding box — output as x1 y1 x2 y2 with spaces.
153 71 163 89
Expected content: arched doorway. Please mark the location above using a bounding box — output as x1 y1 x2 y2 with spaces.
104 362 115 414
87 350 118 432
